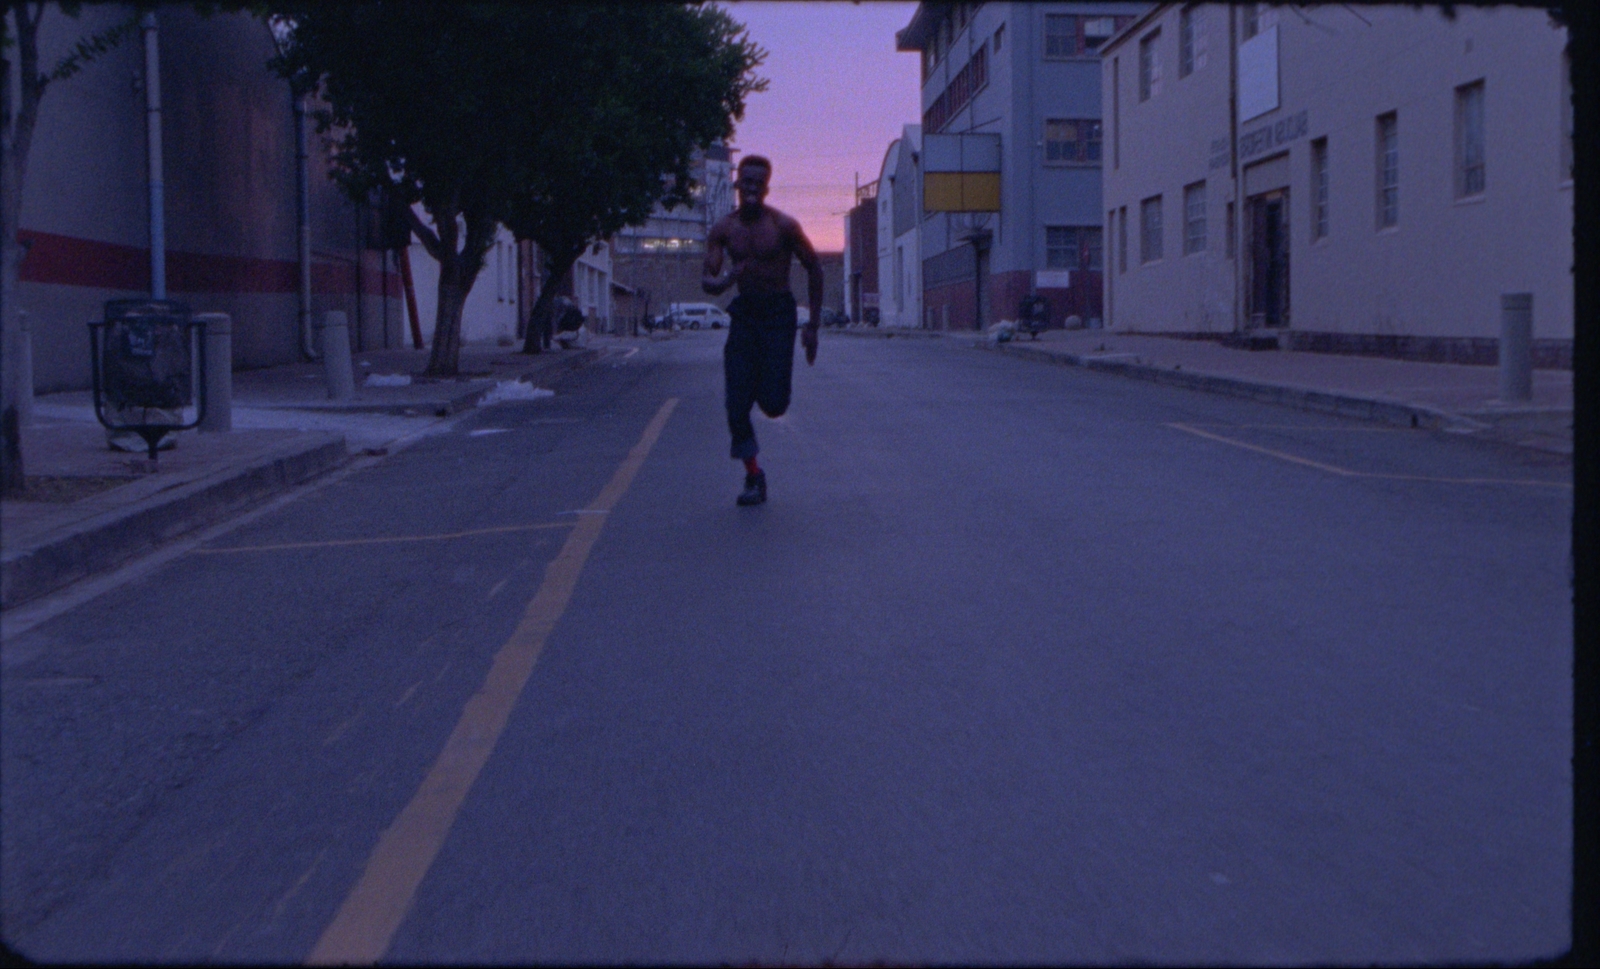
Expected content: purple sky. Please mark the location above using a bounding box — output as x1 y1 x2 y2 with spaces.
718 1 922 252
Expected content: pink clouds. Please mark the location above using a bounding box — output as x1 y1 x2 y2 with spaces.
719 2 922 252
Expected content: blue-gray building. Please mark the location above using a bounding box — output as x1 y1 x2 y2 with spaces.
897 2 1148 330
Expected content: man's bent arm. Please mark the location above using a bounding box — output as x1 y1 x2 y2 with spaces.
703 225 734 295
791 220 824 327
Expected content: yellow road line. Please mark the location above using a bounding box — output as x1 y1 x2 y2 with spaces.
306 397 678 966
193 522 574 554
1166 423 1572 489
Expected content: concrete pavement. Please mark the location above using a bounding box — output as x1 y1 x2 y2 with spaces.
840 324 1573 455
1 343 600 610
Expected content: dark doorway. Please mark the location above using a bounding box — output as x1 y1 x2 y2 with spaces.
1248 189 1290 328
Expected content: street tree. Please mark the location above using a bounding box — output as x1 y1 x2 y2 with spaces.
268 3 560 377
509 4 765 353
2 2 142 494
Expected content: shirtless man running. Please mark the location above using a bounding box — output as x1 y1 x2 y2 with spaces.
702 155 824 506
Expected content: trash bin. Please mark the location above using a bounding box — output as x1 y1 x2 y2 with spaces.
89 299 207 462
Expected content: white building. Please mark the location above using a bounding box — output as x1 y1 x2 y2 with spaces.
407 226 613 345
1101 3 1572 364
876 125 924 328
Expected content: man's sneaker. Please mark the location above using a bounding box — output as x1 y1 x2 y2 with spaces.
736 470 767 506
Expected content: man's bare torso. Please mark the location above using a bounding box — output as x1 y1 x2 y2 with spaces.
706 205 801 296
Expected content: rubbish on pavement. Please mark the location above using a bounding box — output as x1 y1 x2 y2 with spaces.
480 380 555 405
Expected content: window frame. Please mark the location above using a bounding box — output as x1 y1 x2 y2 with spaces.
1376 112 1399 229
1311 137 1330 240
1043 118 1103 165
1179 6 1196 78
1183 180 1207 255
1044 13 1080 58
1454 80 1486 199
1140 195 1164 263
1118 206 1129 273
1139 29 1161 102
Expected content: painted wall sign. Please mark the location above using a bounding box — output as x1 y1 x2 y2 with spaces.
1238 109 1308 161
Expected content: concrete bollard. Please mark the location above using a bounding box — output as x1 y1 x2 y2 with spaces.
321 310 355 400
196 313 232 432
1499 293 1533 403
1 310 35 428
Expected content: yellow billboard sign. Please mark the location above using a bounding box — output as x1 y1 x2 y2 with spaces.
923 172 1001 213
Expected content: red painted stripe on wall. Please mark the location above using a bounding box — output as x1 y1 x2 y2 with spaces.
18 229 399 297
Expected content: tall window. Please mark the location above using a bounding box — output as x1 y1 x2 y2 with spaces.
1045 14 1080 57
1044 119 1102 163
1048 227 1103 270
1242 3 1259 39
993 22 1004 53
1180 6 1207 77
1225 201 1235 258
1140 195 1163 263
1183 181 1207 254
1118 206 1128 272
1112 58 1121 168
1139 30 1161 102
1455 81 1485 198
1376 112 1399 228
1311 137 1329 239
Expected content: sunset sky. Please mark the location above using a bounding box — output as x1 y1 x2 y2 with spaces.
717 1 923 253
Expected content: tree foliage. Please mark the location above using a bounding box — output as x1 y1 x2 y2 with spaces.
269 2 764 373
506 4 765 353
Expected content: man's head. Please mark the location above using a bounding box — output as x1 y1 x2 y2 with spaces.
735 155 772 212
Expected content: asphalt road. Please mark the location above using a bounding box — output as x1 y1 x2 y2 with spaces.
1 331 1573 964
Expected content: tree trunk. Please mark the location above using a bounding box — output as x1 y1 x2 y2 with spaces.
409 201 492 377
427 266 467 376
520 245 582 355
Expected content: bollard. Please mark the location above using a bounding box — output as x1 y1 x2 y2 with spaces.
196 313 232 431
1499 293 1533 403
321 310 355 400
1 309 35 428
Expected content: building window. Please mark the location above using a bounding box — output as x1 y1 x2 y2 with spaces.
1045 14 1079 57
1112 57 1120 168
1242 3 1259 40
1562 50 1573 181
1118 206 1128 272
1139 29 1161 102
994 22 1004 53
1140 195 1163 263
1047 227 1103 271
1083 17 1117 52
1180 6 1207 77
1044 119 1102 164
1455 81 1485 198
1376 112 1398 228
1183 181 1206 254
1225 201 1235 258
1311 137 1329 239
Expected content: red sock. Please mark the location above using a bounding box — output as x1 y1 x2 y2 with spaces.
743 457 761 476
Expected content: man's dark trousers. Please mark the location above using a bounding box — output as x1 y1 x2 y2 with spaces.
723 292 798 460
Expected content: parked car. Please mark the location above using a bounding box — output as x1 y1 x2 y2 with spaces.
666 302 730 329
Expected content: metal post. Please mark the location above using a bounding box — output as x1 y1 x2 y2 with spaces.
197 313 232 431
142 12 165 299
1500 292 1533 403
1 309 33 427
321 310 355 400
296 95 317 359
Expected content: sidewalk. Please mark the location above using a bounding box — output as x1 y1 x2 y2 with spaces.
2 342 599 611
837 325 1572 456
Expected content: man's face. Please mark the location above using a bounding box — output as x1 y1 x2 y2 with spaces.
736 165 770 210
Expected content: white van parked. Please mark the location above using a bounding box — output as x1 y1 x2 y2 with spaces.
666 302 731 329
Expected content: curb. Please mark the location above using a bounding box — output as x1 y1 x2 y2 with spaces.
1 435 348 610
828 328 944 339
981 340 1491 433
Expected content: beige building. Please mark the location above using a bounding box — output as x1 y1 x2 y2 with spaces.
1101 4 1572 365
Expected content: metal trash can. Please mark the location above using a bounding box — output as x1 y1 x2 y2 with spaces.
89 299 207 462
